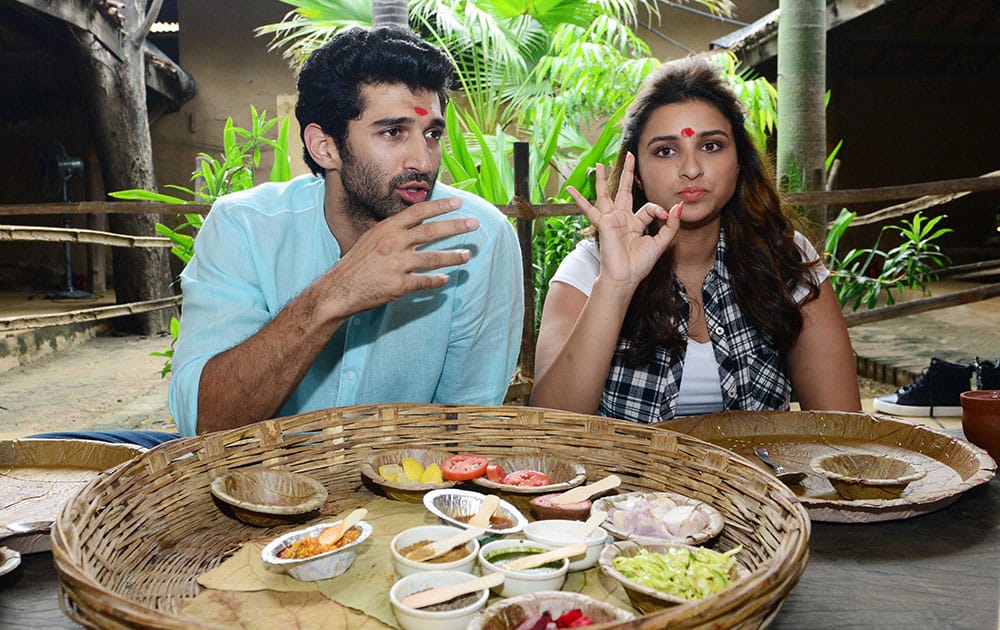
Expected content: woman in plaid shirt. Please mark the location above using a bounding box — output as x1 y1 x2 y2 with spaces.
531 56 861 423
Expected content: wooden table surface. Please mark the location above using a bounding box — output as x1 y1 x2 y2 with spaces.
2 480 996 629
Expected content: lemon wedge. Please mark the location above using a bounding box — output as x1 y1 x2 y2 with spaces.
420 462 443 483
378 464 403 482
401 457 425 482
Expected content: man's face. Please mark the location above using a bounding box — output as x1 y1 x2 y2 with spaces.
339 83 445 223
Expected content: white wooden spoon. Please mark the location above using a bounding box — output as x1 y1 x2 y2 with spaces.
468 494 500 529
400 572 504 609
498 543 588 572
406 527 485 563
317 508 367 546
580 509 608 538
551 475 621 505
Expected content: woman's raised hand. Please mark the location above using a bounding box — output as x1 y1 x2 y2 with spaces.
565 152 681 291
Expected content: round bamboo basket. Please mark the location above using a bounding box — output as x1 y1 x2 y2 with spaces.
51 404 810 629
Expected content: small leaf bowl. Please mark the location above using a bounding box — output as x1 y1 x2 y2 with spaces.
466 591 636 630
598 540 749 613
811 452 927 500
592 491 724 546
210 467 327 527
261 519 372 581
360 448 458 503
469 455 586 515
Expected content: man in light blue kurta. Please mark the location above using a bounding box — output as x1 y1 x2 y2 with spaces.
169 176 522 436
168 27 523 436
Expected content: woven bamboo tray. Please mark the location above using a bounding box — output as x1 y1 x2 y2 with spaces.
0 439 143 554
670 410 997 523
51 404 810 629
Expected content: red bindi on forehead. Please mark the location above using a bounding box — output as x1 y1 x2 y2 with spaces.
681 127 695 138
414 106 429 116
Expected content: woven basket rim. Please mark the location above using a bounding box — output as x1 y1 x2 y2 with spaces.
50 403 811 629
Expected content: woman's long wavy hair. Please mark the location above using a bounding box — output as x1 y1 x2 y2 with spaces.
607 55 820 366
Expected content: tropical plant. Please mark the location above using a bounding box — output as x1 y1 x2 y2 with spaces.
257 1 735 184
532 213 590 324
110 107 291 375
825 209 953 311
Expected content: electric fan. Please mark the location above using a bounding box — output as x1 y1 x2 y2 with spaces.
38 141 92 300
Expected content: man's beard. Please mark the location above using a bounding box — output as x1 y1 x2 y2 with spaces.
340 152 437 225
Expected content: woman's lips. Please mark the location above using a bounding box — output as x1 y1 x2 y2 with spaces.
678 188 707 203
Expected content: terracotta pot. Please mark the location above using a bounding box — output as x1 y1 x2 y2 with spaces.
960 390 1000 462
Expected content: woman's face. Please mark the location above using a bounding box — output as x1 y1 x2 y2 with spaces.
634 99 739 226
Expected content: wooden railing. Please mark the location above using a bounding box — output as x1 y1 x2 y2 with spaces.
3 164 999 378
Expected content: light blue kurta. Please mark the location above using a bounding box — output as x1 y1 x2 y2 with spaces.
169 175 523 436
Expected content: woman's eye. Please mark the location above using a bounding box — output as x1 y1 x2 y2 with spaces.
703 141 723 152
654 145 676 157
384 127 403 138
426 129 443 141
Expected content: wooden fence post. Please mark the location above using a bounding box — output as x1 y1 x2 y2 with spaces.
513 142 535 390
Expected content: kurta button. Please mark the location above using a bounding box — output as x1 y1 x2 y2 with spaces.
714 326 724 335
352 318 361 326
346 371 355 380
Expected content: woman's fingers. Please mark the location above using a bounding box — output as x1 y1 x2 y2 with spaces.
634 202 669 228
566 185 601 224
593 163 609 210
652 201 683 248
611 153 636 213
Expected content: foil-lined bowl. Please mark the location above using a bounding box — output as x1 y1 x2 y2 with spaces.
423 489 527 537
261 520 372 581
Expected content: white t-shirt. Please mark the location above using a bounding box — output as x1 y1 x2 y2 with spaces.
549 232 828 413
550 231 827 302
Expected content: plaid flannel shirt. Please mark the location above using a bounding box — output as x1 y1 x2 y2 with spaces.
599 231 792 423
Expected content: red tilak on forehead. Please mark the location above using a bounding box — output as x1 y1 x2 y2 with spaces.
681 127 695 138
414 106 429 116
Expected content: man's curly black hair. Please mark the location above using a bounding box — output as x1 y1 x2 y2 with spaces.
294 27 455 176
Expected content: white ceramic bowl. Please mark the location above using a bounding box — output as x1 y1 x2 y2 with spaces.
523 519 609 571
389 569 490 630
390 524 479 577
423 489 528 537
478 538 569 598
260 520 372 581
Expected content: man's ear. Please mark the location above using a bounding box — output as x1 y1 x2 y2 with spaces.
303 123 341 171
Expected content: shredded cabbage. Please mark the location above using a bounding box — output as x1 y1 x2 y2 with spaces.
612 546 742 601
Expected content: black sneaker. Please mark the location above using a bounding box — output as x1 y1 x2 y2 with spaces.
977 358 1000 390
873 357 973 417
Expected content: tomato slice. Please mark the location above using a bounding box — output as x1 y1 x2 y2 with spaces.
441 454 489 481
501 469 552 487
486 463 506 483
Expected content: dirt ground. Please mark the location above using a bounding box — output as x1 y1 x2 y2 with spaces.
0 333 896 440
0 333 176 440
